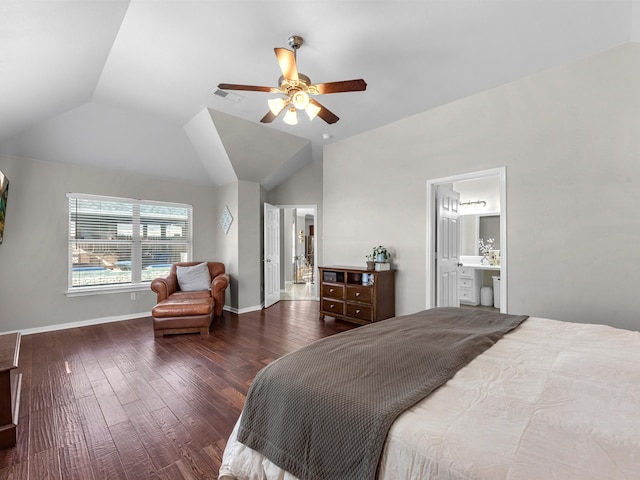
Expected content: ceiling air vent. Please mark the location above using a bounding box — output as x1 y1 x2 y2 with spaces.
211 88 244 103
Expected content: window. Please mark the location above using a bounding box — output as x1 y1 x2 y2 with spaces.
67 193 192 294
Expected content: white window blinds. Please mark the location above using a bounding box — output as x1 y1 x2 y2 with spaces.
68 193 192 291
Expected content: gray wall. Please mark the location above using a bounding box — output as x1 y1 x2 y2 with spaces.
4 44 638 333
323 43 640 331
267 160 324 268
212 180 264 313
0 149 299 333
236 181 262 311
0 155 218 333
214 182 239 310
0 153 267 332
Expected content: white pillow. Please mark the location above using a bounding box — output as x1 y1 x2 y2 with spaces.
176 262 212 292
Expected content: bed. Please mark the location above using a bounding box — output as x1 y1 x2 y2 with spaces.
219 307 640 480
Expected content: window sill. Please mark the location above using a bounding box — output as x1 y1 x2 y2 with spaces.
65 284 151 297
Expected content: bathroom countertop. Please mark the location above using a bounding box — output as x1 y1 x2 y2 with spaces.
460 263 501 271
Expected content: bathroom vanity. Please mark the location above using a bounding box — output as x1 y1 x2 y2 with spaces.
458 257 500 306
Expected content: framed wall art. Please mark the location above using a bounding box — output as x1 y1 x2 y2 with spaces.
0 170 8 244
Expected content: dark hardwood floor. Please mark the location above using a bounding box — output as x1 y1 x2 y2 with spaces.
0 301 356 479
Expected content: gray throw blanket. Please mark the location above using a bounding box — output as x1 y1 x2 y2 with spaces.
238 307 528 480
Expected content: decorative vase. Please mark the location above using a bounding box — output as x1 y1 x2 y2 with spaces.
366 261 375 270
376 254 386 263
481 254 489 265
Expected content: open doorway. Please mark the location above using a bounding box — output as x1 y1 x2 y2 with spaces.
280 205 317 301
426 167 507 312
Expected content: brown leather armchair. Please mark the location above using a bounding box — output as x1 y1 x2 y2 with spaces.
150 262 230 336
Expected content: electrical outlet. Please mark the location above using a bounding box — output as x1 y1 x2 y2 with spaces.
130 292 136 301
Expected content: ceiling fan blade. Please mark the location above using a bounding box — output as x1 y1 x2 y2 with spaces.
260 110 278 124
310 99 339 124
312 79 367 94
217 83 273 93
274 48 299 81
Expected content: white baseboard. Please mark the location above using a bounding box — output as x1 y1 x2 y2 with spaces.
15 304 264 336
224 304 263 315
18 312 153 336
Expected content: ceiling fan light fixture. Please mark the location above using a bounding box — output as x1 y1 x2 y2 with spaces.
305 102 321 121
292 90 310 110
268 97 286 115
218 35 366 126
283 107 298 125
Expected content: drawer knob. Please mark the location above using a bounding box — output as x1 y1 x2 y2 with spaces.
356 309 360 314
355 292 360 297
329 288 334 293
330 304 334 308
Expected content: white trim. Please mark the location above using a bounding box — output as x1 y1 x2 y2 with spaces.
9 303 278 336
15 312 152 336
67 192 192 294
274 204 319 301
65 284 152 297
66 192 190 209
224 304 263 315
426 167 507 312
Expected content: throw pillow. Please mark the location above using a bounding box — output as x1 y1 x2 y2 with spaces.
177 262 212 292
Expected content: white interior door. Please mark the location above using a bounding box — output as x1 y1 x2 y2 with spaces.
436 186 461 307
264 203 280 308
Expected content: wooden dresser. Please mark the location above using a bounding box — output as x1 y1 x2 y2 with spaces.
0 332 21 449
319 266 395 325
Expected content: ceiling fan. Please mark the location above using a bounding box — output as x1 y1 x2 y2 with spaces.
217 35 367 125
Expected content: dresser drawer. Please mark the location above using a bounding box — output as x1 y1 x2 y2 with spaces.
321 299 344 316
345 303 372 322
345 285 372 304
322 283 344 300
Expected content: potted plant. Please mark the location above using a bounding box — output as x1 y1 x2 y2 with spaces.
365 254 375 270
372 245 390 263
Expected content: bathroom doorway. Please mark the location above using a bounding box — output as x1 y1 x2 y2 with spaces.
426 167 507 312
280 205 317 301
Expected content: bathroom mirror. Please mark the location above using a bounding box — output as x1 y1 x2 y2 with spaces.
460 214 500 256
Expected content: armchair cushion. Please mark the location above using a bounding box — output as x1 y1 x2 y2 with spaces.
176 262 211 292
152 297 214 318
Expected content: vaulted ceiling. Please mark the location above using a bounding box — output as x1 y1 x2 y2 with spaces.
0 1 637 189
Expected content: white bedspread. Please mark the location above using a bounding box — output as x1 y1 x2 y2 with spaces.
219 317 640 479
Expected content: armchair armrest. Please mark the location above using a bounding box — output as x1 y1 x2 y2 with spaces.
211 273 230 317
211 273 229 295
151 274 178 302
